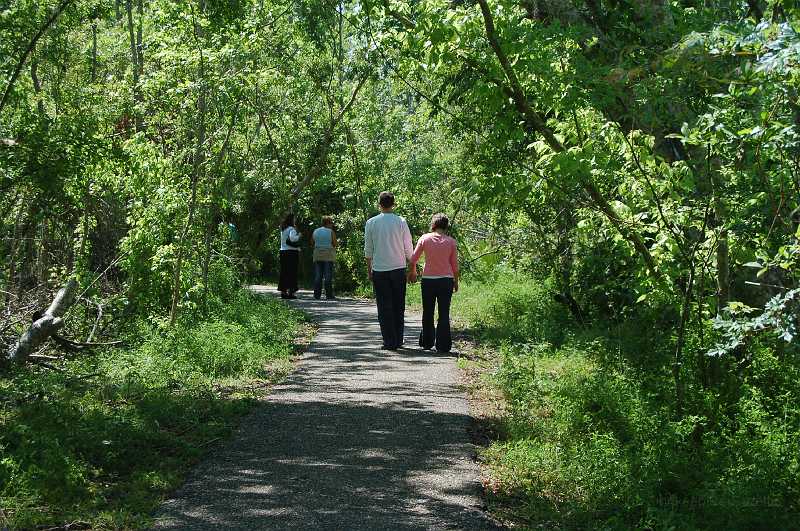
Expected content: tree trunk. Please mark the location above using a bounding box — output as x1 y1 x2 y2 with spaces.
125 0 143 132
136 0 144 70
673 264 695 416
709 159 728 387
345 122 369 225
91 22 98 83
169 0 208 326
31 54 45 117
555 207 585 326
5 279 78 365
4 201 26 312
201 109 238 308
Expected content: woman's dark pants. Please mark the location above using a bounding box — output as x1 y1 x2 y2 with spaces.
419 277 454 352
278 250 299 293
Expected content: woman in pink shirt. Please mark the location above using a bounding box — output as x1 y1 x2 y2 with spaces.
408 214 459 353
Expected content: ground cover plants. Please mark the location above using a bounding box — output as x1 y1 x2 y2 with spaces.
0 289 305 529
448 272 799 530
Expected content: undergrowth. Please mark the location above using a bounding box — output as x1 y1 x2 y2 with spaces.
0 290 305 530
451 272 800 530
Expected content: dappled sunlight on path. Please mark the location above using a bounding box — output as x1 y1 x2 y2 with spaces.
152 287 502 530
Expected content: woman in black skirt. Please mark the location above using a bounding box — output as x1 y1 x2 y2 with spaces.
278 214 301 299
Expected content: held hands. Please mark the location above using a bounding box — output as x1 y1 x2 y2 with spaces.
407 268 418 284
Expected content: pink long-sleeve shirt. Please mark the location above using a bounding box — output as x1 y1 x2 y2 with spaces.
410 232 458 278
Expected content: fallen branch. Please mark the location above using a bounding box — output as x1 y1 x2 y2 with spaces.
4 279 78 365
30 353 61 360
463 248 503 267
69 372 101 382
51 335 123 352
28 358 64 372
85 299 103 343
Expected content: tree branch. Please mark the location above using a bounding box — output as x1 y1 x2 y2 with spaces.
475 0 661 279
0 0 76 117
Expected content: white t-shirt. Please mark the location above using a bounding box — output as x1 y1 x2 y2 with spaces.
280 226 300 251
363 212 413 271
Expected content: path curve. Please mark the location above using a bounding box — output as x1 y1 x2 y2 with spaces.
153 287 502 530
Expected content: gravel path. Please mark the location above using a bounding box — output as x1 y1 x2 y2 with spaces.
152 287 502 530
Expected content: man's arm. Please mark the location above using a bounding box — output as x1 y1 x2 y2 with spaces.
402 220 413 262
408 236 424 283
364 221 373 280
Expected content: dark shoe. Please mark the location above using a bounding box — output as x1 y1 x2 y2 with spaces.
287 294 298 299
381 344 398 351
280 292 289 299
314 295 321 300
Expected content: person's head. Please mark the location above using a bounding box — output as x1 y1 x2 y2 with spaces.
321 216 333 228
281 213 295 230
430 213 449 233
378 191 395 211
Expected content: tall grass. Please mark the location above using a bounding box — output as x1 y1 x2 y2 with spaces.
450 272 800 530
0 290 305 530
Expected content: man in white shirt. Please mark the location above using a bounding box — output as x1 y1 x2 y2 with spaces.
364 191 413 350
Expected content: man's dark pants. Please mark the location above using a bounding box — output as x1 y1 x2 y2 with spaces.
419 277 454 352
372 268 406 349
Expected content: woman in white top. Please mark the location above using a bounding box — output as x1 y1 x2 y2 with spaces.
279 213 301 299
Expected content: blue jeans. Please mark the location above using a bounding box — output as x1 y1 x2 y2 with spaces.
313 261 334 299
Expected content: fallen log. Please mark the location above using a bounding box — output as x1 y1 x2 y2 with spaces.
52 335 123 351
4 279 78 365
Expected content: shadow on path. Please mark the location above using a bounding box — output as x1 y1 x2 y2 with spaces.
153 288 502 530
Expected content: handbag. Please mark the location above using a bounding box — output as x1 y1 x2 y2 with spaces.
284 228 301 248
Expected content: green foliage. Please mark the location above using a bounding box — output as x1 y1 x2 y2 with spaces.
0 290 304 529
418 269 571 346
452 275 799 529
2 0 800 528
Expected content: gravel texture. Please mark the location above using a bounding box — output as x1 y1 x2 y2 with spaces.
152 287 503 530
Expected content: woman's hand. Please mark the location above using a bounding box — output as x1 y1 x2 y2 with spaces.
408 268 417 283
453 280 459 293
